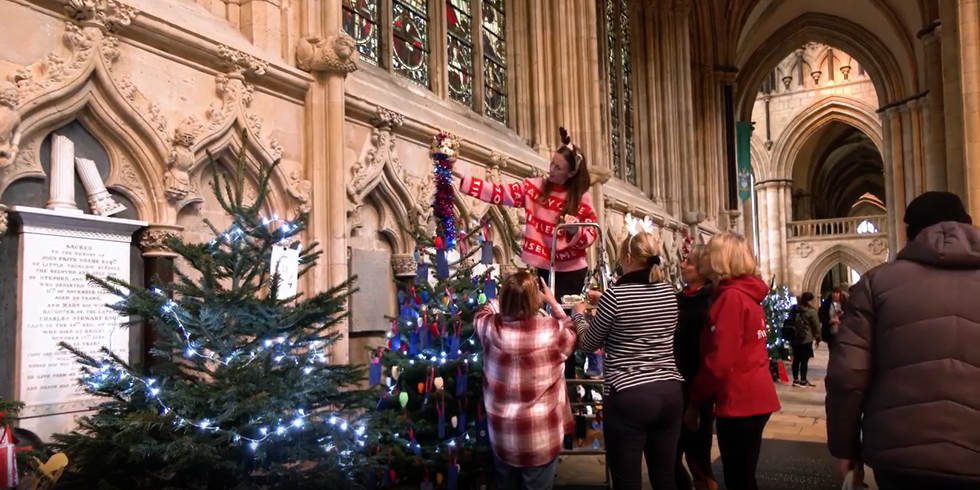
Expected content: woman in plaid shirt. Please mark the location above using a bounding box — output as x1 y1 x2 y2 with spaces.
474 271 577 490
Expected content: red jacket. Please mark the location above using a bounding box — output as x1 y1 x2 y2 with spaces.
688 275 780 418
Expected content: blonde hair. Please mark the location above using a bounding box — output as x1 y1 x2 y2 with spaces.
619 231 664 283
685 244 707 281
701 232 758 283
499 270 542 319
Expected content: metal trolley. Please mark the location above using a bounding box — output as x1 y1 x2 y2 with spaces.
547 222 613 489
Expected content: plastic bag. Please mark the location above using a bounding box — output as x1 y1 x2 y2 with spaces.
841 471 856 490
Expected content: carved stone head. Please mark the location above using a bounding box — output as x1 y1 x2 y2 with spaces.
0 83 19 109
333 33 357 61
174 117 200 147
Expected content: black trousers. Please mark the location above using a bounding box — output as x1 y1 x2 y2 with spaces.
715 413 771 490
675 401 716 490
792 342 814 381
603 380 683 490
876 470 979 490
537 267 587 378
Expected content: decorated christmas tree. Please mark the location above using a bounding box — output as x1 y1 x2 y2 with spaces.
763 279 793 363
52 137 375 490
362 131 494 489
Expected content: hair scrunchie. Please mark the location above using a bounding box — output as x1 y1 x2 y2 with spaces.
646 256 661 267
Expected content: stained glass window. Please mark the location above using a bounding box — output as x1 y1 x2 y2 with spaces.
393 0 430 87
447 0 473 106
482 0 507 124
604 0 635 184
342 0 380 65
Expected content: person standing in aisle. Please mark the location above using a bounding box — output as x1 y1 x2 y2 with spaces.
570 230 684 490
686 232 780 490
474 271 576 490
458 126 596 377
788 292 821 387
674 245 719 490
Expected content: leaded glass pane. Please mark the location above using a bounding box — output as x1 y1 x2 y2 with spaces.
621 0 636 184
482 1 507 124
342 0 380 65
447 1 473 106
393 0 430 87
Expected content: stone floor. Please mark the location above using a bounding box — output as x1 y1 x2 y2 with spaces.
555 344 882 489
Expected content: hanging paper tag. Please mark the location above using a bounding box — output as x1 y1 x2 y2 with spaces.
270 245 300 299
409 329 420 356
369 358 381 386
484 279 496 300
420 327 431 349
481 240 494 265
416 262 429 284
381 468 390 487
456 371 468 396
450 335 460 359
411 438 422 457
457 410 467 436
476 405 490 444
447 464 458 490
390 332 401 351
436 250 449 279
367 470 377 490
437 410 446 439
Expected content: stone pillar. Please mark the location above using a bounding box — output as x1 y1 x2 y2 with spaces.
880 109 901 255
777 181 791 284
75 157 126 216
239 0 283 55
754 186 770 280
138 224 183 372
941 0 967 197
958 0 980 220
887 107 908 246
758 181 784 284
644 4 666 204
46 134 78 212
921 26 949 191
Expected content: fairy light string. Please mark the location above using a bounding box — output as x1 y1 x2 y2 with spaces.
82 212 368 456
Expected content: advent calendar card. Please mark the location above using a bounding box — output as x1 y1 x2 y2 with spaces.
271 245 300 299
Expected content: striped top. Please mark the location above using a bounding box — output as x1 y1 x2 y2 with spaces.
572 270 683 395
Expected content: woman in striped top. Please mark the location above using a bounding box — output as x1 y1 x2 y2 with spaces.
571 230 684 490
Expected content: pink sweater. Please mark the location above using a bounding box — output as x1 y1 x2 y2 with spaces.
460 175 597 271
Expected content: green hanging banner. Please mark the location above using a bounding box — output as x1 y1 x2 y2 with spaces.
735 121 754 202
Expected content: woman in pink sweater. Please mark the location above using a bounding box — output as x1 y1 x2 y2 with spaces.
459 127 597 305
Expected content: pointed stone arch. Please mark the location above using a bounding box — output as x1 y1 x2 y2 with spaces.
800 243 878 295
768 96 882 181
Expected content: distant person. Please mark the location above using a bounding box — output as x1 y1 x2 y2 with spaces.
819 287 846 347
826 191 980 490
786 292 821 387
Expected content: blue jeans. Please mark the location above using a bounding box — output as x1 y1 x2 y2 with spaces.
493 452 558 490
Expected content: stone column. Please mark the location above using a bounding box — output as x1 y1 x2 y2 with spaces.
941 0 967 197
754 185 770 280
138 224 183 372
880 109 901 255
75 157 126 216
644 4 666 204
958 0 980 220
887 107 908 246
46 134 79 212
921 26 949 191
777 180 791 284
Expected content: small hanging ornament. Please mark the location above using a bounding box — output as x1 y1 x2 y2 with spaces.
434 377 444 390
451 415 458 428
398 392 409 408
478 292 487 304
391 366 400 380
417 382 424 394
436 473 444 486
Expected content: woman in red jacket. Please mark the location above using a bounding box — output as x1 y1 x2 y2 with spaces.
686 232 780 490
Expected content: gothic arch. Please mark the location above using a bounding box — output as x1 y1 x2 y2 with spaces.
800 244 878 295
190 132 292 218
768 96 882 180
735 13 911 129
749 132 770 177
7 78 167 223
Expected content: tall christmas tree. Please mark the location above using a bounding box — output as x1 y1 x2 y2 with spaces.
763 280 793 362
52 138 374 490
363 131 493 489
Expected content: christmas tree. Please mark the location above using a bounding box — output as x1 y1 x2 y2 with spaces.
52 138 375 490
365 224 494 490
763 279 793 362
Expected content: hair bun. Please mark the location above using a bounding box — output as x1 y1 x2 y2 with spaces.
558 126 572 146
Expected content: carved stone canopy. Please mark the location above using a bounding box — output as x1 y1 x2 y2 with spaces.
65 0 139 33
391 253 418 278
139 223 184 258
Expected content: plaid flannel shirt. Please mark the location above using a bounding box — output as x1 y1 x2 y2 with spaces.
475 299 576 467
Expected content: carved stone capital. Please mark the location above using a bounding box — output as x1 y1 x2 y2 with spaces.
65 0 139 33
295 33 359 75
0 204 8 241
217 44 269 78
139 224 184 258
372 106 404 130
391 254 418 278
490 150 508 170
589 164 613 185
682 210 707 226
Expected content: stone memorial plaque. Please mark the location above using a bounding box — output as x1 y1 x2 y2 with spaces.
1 206 145 439
348 248 392 333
